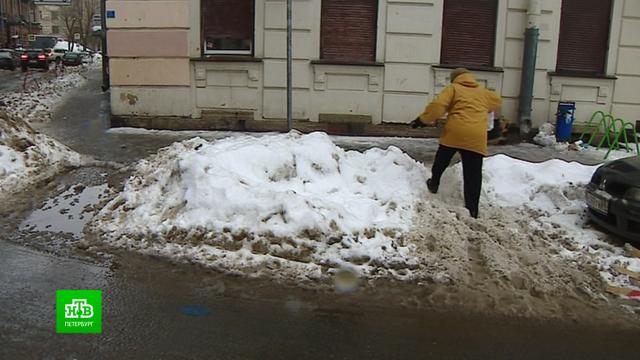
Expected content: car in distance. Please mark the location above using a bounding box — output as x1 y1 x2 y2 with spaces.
0 49 19 70
49 48 67 64
586 156 640 241
20 49 51 72
62 52 83 66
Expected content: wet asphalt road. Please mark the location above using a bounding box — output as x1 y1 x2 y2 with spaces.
1 70 640 359
2 239 640 360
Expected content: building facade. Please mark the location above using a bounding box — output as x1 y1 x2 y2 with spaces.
36 4 64 37
0 0 40 48
105 0 640 132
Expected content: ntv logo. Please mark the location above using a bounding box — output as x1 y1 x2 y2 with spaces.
56 290 102 333
64 299 94 319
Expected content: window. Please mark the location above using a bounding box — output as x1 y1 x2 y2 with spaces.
556 0 612 75
201 0 254 55
52 26 59 35
51 11 58 21
320 0 378 63
440 0 498 68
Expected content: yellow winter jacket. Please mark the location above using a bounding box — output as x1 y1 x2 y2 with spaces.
418 73 502 156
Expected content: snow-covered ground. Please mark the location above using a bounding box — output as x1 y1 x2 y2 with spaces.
0 69 89 196
0 110 84 195
91 131 640 304
0 68 87 123
431 155 640 298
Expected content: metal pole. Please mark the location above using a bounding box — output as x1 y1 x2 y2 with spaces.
100 0 109 91
286 0 292 131
518 0 540 138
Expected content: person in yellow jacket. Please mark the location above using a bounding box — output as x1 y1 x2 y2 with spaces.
410 68 502 218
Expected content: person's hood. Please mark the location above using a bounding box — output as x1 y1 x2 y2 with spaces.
452 72 479 88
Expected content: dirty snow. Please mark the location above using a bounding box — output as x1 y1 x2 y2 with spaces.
0 68 87 123
92 131 640 312
0 111 85 195
427 154 640 299
93 132 428 279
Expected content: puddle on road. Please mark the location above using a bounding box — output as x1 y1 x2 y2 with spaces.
19 183 109 238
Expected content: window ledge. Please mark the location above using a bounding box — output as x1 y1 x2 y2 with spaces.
192 56 263 63
433 64 504 73
548 71 617 80
311 59 384 67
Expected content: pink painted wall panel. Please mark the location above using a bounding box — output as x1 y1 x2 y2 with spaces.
108 30 189 57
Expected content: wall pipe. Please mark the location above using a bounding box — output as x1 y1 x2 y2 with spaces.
518 0 541 138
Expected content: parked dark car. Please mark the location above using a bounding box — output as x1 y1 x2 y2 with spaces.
62 52 83 66
0 49 19 70
20 48 51 71
586 156 640 241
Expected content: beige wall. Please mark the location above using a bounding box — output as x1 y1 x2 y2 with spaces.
107 0 640 128
106 0 192 117
107 30 189 57
612 0 640 123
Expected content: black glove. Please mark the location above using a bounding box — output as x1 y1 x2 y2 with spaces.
410 117 426 129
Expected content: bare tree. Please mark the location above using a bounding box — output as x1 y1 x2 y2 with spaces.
60 0 99 50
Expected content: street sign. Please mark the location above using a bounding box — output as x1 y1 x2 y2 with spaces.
33 0 72 5
74 33 81 40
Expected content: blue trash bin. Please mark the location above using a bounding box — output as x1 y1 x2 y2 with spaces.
556 102 576 141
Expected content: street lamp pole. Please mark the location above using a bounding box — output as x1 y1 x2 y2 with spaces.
286 0 292 131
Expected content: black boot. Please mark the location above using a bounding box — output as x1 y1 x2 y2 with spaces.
426 178 439 194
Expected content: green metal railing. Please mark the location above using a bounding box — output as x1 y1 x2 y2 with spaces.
579 111 639 159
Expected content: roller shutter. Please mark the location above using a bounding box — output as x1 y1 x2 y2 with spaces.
441 0 498 67
556 0 611 74
321 0 378 62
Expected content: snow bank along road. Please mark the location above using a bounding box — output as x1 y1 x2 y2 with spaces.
87 131 640 323
1 69 89 196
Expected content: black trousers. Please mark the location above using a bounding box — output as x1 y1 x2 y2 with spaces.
430 144 484 218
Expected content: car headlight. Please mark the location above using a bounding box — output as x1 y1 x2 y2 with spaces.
624 187 640 202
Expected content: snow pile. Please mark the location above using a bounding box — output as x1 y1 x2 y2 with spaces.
90 129 640 312
93 132 428 279
0 110 84 195
0 69 86 123
428 155 640 299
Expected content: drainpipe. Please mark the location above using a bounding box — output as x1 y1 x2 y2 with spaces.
100 0 109 91
517 0 541 138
